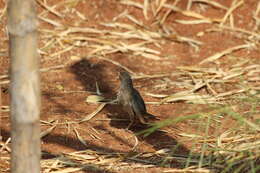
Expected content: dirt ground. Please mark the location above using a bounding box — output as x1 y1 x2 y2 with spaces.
1 0 260 172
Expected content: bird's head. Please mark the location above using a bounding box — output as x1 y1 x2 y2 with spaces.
119 71 133 87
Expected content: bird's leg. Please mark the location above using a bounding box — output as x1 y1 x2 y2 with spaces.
126 119 134 130
126 113 135 130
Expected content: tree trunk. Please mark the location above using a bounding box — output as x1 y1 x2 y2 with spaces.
7 0 41 172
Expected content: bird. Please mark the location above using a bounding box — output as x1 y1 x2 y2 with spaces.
117 71 158 129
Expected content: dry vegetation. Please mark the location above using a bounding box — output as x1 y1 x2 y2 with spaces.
0 0 260 173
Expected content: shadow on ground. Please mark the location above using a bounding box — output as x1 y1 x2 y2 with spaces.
69 58 191 166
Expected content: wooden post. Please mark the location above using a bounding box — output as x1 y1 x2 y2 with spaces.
7 0 41 172
0 84 1 142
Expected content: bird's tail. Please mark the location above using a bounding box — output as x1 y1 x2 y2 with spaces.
139 113 159 124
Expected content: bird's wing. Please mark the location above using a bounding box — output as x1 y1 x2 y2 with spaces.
132 89 159 123
132 89 146 111
131 89 147 123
